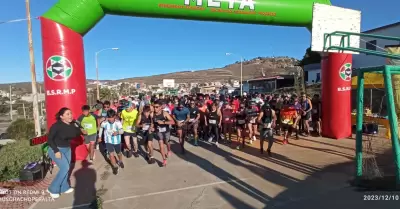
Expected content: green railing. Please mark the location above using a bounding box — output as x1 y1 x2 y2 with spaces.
355 65 400 188
323 31 400 187
323 31 400 60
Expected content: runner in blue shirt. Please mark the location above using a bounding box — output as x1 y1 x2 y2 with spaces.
98 109 124 175
172 102 190 154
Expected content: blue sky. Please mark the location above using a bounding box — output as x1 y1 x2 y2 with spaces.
0 0 398 83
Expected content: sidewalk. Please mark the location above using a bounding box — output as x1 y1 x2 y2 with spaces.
30 135 399 209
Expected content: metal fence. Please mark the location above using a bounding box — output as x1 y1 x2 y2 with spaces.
0 101 45 121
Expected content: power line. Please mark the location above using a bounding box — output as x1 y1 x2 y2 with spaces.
0 17 39 25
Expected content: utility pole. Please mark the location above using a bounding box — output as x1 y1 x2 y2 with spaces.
39 84 43 116
23 103 26 119
9 85 12 121
26 0 41 136
240 57 243 96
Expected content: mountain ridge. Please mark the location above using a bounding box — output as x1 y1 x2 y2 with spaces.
0 56 299 93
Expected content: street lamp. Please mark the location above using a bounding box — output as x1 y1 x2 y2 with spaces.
95 48 119 100
226 52 243 96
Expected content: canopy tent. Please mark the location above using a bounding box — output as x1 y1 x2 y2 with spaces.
351 72 384 89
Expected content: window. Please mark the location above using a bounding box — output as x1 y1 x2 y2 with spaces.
304 71 309 82
316 73 321 82
366 40 377 51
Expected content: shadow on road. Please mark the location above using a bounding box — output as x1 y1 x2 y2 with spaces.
72 160 98 208
169 136 399 209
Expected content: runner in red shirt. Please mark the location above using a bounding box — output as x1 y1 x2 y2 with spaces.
221 102 234 143
232 96 240 113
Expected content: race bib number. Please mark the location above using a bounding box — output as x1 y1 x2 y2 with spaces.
282 119 290 124
238 120 245 125
250 119 256 123
126 126 132 131
158 127 167 133
143 124 150 131
263 123 272 129
83 124 92 129
225 118 230 121
107 129 114 135
189 118 195 122
209 119 217 124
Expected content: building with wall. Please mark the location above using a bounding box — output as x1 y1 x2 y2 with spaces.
247 75 295 94
353 21 400 69
303 63 321 84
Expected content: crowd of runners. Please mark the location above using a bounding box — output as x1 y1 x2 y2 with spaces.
76 93 322 175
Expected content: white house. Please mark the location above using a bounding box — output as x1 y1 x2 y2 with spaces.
301 21 400 84
303 63 321 84
353 21 400 69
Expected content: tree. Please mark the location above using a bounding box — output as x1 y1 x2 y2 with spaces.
297 47 322 94
0 96 9 114
88 87 118 101
15 100 33 118
190 87 201 94
6 119 35 140
298 47 321 66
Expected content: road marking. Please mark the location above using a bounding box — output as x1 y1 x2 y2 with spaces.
52 178 250 209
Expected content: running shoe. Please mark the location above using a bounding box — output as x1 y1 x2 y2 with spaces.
215 142 219 148
64 188 74 194
149 157 156 164
112 166 119 175
267 149 272 157
47 189 60 199
283 139 288 145
168 151 172 157
194 140 198 146
208 137 213 142
163 159 167 167
118 161 125 169
133 152 139 158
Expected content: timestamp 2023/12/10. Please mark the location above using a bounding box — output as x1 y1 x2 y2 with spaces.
364 194 399 201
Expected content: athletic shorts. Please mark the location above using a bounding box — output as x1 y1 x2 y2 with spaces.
106 143 122 154
175 121 187 130
124 132 137 137
281 124 294 132
236 119 246 129
141 131 153 144
187 120 199 131
302 112 311 120
154 131 170 143
84 134 97 144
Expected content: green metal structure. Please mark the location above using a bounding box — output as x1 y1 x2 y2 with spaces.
324 31 400 187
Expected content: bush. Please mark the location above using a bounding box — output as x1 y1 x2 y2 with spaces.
0 140 42 182
6 119 35 140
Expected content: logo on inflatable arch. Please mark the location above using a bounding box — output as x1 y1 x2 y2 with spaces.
46 55 73 81
339 63 352 81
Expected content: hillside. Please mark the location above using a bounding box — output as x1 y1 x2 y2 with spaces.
0 56 299 93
